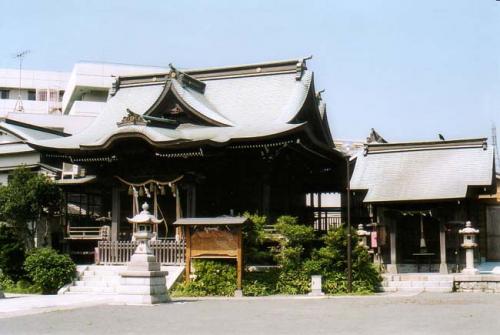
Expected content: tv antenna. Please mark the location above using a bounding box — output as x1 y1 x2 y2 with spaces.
493 123 500 171
13 50 30 112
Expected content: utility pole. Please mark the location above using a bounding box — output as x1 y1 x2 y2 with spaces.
346 154 352 293
13 50 30 113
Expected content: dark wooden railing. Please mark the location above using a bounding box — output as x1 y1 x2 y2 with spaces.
96 239 185 265
313 216 343 232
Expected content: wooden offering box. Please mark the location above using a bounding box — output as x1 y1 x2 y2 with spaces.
173 217 247 290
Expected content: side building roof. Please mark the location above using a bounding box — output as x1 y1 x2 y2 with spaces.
350 138 495 203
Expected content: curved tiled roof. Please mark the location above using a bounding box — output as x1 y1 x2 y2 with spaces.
30 58 329 152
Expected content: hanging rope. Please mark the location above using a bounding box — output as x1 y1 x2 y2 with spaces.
114 175 184 187
117 175 183 239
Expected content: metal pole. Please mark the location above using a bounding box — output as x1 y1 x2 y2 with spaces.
346 155 352 293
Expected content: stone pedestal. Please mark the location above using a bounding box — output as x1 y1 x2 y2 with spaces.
462 249 479 275
116 232 170 305
117 270 169 304
309 275 324 296
116 202 169 305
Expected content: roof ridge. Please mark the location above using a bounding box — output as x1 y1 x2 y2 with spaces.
112 57 311 84
365 138 488 155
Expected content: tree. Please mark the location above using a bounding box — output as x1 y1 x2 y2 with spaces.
0 167 61 249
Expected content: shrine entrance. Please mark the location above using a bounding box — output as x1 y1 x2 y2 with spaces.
396 212 440 272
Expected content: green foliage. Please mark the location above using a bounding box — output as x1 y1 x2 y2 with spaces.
272 216 314 294
242 212 273 264
242 216 380 296
242 270 279 296
172 260 236 297
0 273 41 294
24 248 76 294
0 224 26 281
0 167 61 248
275 216 315 246
173 215 380 297
303 227 381 294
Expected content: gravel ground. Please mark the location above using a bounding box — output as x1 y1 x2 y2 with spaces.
1 292 499 335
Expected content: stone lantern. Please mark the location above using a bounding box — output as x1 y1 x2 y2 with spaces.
116 202 170 304
459 221 479 275
356 224 370 248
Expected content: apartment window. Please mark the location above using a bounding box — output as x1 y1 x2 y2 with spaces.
49 89 59 102
37 89 47 101
0 89 9 99
28 90 36 101
58 91 64 102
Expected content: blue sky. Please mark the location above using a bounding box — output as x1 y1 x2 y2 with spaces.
0 0 499 142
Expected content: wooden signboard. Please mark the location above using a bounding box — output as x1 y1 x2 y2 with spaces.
173 217 247 290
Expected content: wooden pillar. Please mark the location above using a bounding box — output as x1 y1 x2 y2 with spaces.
185 227 191 283
237 227 242 290
439 222 448 274
387 219 398 274
262 183 271 217
191 186 196 217
318 193 322 230
111 187 121 241
175 186 183 240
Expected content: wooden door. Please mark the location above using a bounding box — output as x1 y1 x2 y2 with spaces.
487 206 500 261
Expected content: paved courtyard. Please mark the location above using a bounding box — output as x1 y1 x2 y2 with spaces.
0 292 499 334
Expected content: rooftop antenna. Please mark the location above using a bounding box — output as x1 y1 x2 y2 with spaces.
13 50 30 113
493 123 500 170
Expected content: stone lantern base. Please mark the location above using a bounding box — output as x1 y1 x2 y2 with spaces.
115 242 170 305
117 270 169 305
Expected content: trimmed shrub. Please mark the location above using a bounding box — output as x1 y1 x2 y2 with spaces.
303 227 381 294
273 216 314 294
242 212 273 264
173 260 237 297
243 269 279 296
24 248 76 294
0 224 26 281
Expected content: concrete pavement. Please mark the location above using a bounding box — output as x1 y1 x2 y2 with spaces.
1 292 500 334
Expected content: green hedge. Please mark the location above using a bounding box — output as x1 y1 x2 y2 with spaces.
24 248 76 294
172 260 237 297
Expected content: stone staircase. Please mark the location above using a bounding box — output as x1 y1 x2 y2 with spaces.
61 265 184 295
381 273 454 293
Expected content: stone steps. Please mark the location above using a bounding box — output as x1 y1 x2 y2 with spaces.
61 265 184 295
381 274 454 293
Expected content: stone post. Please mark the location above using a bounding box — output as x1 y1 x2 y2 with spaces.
459 221 479 275
309 275 324 296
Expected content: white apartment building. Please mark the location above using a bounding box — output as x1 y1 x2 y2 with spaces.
0 62 167 184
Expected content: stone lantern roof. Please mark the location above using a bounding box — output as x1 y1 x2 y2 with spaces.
126 202 163 225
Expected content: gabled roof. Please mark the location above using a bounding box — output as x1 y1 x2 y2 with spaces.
30 58 333 153
350 138 495 203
